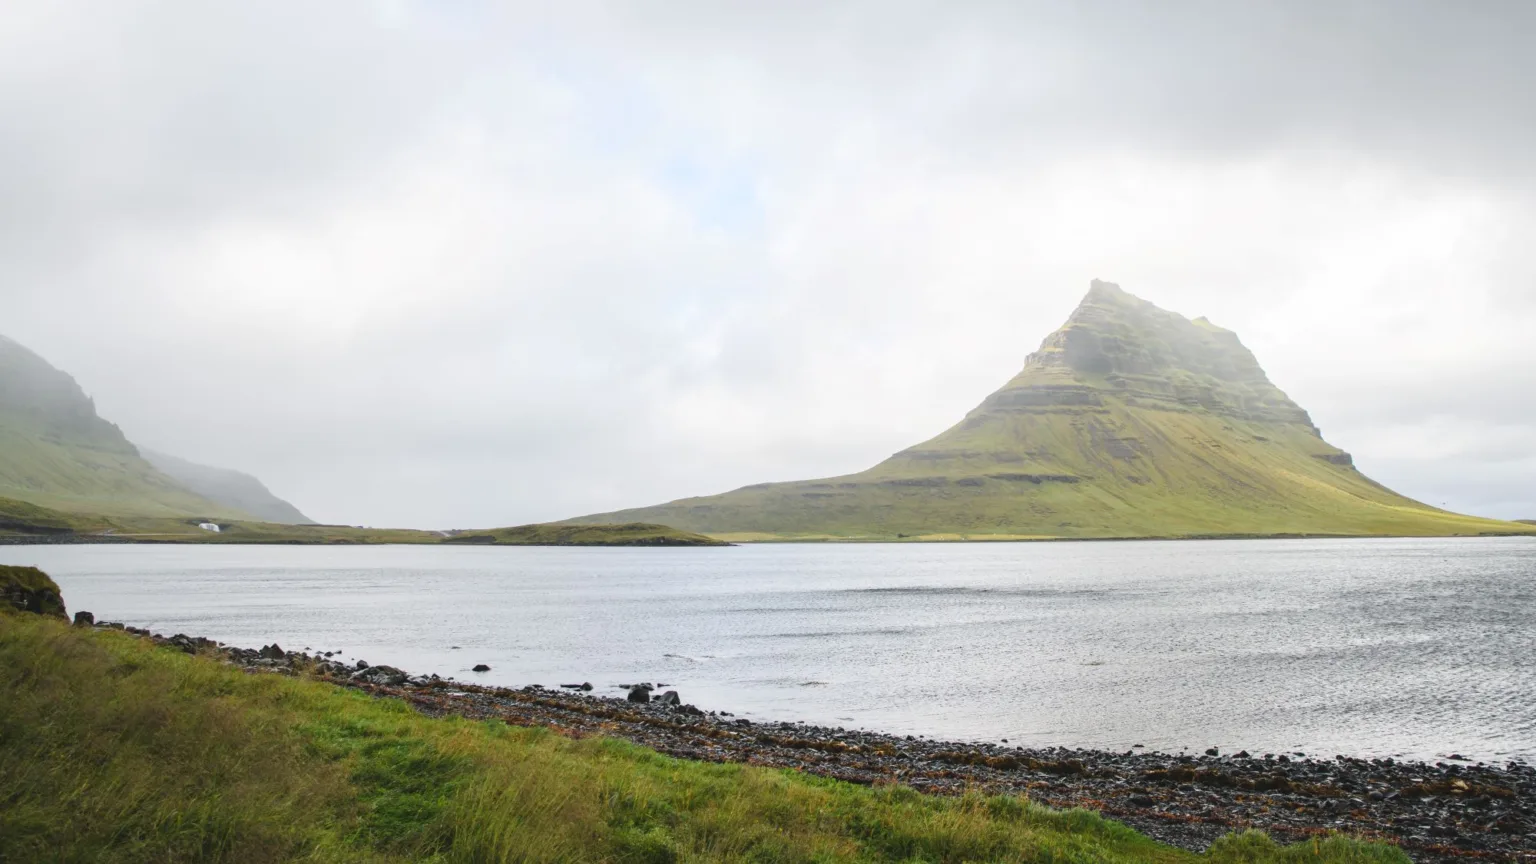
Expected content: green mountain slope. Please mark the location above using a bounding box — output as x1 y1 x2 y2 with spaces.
141 448 314 525
572 281 1533 540
0 335 246 519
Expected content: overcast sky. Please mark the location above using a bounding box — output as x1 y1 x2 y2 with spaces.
3 1 1534 527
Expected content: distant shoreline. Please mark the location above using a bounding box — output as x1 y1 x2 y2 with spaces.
3 530 1532 547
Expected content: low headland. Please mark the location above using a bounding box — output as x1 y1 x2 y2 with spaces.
441 522 727 547
0 496 724 546
6 568 1531 863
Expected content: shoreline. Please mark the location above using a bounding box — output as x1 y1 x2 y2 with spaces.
106 622 1536 864
4 531 1534 547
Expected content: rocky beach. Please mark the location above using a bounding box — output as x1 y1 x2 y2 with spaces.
99 618 1536 864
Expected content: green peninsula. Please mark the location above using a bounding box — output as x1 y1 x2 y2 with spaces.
444 522 727 546
0 496 717 547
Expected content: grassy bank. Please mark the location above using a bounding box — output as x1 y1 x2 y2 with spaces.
444 522 727 547
0 614 1407 863
0 497 722 547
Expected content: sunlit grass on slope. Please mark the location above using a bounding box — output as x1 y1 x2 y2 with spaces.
443 522 727 546
0 426 247 520
577 400 1536 540
0 614 1408 863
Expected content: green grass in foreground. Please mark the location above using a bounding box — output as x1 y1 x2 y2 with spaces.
0 614 1407 864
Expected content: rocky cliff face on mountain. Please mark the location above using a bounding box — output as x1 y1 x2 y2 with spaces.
0 335 138 456
571 282 1531 540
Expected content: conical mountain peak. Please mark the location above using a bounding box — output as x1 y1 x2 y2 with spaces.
985 282 1312 428
573 280 1531 540
1086 277 1127 297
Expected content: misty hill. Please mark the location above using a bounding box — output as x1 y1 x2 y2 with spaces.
0 334 246 519
141 448 313 525
572 281 1532 540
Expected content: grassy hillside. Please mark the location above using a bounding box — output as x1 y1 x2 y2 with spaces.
0 335 249 520
573 282 1535 541
444 522 728 546
0 499 718 547
142 448 314 525
0 611 1406 863
0 494 99 535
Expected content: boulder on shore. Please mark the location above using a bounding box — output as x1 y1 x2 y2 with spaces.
472 664 490 672
0 565 66 619
627 685 653 703
656 690 681 706
73 610 95 627
168 634 201 654
352 665 408 686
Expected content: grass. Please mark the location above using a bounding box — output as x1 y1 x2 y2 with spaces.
0 494 99 534
0 500 724 547
0 564 66 617
0 612 1410 864
569 405 1536 541
444 522 728 546
0 426 250 521
0 497 443 544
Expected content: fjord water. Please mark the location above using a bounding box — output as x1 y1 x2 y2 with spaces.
6 539 1533 762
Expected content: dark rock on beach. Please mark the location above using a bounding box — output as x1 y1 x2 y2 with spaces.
627 684 652 703
472 664 491 672
0 565 67 619
352 665 408 686
73 610 94 627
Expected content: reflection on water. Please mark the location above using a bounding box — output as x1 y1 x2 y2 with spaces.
4 537 1533 761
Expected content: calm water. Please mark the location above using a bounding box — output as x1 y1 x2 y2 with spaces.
4 538 1534 762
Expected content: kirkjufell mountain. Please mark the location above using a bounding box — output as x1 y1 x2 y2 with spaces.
571 281 1530 540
